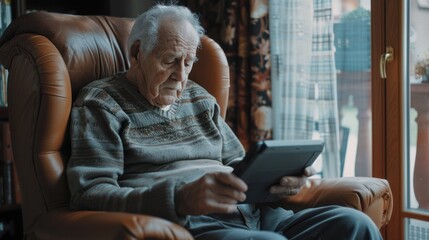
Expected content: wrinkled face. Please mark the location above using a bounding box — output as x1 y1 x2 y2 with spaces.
130 20 199 108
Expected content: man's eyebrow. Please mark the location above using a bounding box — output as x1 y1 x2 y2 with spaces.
161 52 198 62
161 52 177 58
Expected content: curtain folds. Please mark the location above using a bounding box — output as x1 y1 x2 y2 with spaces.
184 0 272 150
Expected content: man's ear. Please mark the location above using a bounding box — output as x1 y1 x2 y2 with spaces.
130 40 141 67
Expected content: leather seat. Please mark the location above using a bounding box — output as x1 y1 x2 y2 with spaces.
0 11 392 239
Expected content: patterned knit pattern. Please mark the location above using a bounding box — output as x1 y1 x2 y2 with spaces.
67 72 245 225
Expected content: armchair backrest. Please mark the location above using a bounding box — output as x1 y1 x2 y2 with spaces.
0 11 230 232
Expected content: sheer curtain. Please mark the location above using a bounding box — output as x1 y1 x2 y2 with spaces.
270 0 341 177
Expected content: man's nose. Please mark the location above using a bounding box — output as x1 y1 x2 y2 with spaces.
173 62 186 82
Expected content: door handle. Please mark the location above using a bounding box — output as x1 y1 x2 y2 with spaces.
380 46 394 79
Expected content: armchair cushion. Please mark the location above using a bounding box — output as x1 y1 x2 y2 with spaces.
277 177 393 228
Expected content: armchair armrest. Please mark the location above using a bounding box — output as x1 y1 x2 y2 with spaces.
30 209 193 240
277 177 393 229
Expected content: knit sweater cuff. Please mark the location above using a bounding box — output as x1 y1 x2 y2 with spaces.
147 178 189 226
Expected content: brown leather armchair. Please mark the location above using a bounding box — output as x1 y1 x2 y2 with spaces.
0 12 392 240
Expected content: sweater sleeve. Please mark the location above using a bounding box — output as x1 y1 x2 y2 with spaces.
212 103 245 165
67 92 188 225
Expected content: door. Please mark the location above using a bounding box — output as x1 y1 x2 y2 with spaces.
384 0 429 239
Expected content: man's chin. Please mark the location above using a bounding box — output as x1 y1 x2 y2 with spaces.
154 96 178 107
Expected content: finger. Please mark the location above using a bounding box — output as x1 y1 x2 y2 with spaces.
304 166 317 177
205 199 237 214
211 192 241 205
177 176 241 216
280 176 307 187
200 175 246 202
269 185 301 195
211 182 246 202
214 172 248 192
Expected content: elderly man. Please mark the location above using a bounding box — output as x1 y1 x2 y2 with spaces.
67 4 382 240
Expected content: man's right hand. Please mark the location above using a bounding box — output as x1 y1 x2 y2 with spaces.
176 172 248 215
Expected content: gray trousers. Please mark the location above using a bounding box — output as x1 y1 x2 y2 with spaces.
185 205 382 240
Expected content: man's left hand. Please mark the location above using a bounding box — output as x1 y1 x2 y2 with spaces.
269 166 316 196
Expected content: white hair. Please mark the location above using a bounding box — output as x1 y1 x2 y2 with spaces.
127 4 205 58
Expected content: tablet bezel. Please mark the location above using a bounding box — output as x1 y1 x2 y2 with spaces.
233 139 324 203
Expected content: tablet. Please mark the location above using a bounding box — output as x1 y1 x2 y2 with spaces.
232 139 324 203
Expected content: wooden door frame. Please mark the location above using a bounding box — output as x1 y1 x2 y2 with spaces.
371 0 388 238
384 0 404 238
381 1 429 239
372 0 405 238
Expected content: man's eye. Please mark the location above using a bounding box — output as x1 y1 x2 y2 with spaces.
165 59 175 65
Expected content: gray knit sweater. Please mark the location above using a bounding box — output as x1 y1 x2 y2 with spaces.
67 72 245 225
